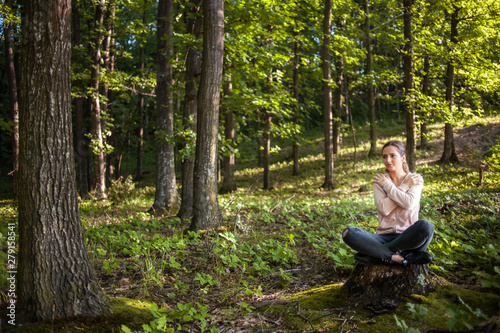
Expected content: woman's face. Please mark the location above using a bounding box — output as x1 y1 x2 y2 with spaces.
382 145 405 173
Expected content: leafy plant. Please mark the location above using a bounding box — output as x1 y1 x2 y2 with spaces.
445 297 487 331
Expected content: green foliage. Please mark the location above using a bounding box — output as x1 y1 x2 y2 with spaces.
445 297 487 331
122 302 219 333
108 175 136 204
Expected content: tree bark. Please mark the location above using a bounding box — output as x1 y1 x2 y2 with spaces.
190 0 224 231
220 78 237 194
177 0 202 219
420 54 430 151
292 40 300 176
440 4 460 164
18 0 109 322
72 0 90 199
263 70 273 191
366 0 377 157
333 55 344 155
90 0 107 199
403 0 417 172
2 0 19 198
136 2 147 181
153 0 179 211
322 0 336 189
342 264 444 314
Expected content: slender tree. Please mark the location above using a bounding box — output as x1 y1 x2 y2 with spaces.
365 0 377 157
190 0 224 231
263 70 273 190
322 0 336 189
440 3 459 164
292 39 301 176
90 0 107 199
72 0 90 199
153 0 179 211
419 54 431 150
2 0 19 197
403 0 417 172
136 1 148 181
177 0 202 219
18 0 109 322
220 77 237 194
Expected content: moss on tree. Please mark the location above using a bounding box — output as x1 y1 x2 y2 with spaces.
3 297 154 333
258 282 499 332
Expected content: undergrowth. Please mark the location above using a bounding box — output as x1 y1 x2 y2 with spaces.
1 118 499 332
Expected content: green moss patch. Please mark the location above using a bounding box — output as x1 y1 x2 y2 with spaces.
4 297 154 333
258 283 499 332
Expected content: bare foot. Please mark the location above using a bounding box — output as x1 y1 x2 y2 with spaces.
392 254 405 264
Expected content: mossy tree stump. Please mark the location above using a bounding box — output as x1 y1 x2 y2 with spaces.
341 264 445 314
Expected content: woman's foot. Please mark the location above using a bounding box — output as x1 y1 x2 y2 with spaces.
402 251 433 267
391 254 405 264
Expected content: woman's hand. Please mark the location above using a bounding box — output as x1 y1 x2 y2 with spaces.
403 174 423 188
372 173 389 184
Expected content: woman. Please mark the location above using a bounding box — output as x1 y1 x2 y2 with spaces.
342 140 434 266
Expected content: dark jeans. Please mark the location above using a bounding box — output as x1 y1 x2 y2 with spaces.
342 219 434 265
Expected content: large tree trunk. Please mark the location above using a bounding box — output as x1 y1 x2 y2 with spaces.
18 0 109 322
2 0 19 198
153 0 179 211
190 0 224 231
366 0 377 157
177 0 202 219
440 4 459 164
322 0 336 189
90 0 107 199
403 0 417 172
342 264 444 314
220 78 237 194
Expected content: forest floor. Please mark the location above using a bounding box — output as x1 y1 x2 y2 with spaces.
1 117 500 332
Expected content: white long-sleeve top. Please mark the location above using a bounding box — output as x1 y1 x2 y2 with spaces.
373 172 423 234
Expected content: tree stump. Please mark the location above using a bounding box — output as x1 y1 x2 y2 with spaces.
341 264 445 314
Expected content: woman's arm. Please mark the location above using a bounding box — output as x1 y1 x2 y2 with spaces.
373 181 398 216
373 174 423 216
383 180 423 210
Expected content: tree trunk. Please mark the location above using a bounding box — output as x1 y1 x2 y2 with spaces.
90 0 107 199
366 0 377 157
263 70 273 191
440 4 460 164
72 0 90 199
420 54 430 151
190 0 224 231
263 108 272 190
322 0 336 189
403 0 417 172
292 40 300 176
342 264 444 314
18 0 109 322
177 0 202 219
333 54 344 155
3 0 19 198
136 3 147 181
220 78 237 194
153 0 179 211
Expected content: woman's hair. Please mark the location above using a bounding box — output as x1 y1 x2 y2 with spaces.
382 140 409 173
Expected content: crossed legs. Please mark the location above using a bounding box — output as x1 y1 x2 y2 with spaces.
342 219 434 265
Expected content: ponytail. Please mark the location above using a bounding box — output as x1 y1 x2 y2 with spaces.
403 160 409 173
